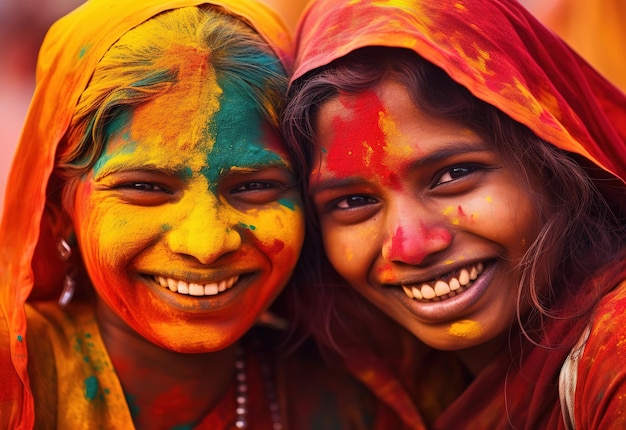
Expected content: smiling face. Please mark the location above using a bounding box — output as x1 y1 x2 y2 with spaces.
71 62 304 353
311 79 544 354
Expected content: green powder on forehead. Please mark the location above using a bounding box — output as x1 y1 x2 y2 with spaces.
201 77 284 192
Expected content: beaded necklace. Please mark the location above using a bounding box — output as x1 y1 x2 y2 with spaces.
234 339 283 429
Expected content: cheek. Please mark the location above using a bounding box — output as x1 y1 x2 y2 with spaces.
322 222 378 280
452 190 539 250
240 204 305 264
73 186 160 281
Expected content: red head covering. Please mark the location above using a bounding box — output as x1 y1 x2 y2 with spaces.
289 0 626 427
0 1 291 426
292 0 626 184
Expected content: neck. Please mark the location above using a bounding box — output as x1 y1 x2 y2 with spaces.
454 333 508 377
96 300 238 429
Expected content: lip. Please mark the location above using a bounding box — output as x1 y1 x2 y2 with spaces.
387 261 496 322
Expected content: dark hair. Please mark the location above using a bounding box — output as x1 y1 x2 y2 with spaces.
282 46 626 356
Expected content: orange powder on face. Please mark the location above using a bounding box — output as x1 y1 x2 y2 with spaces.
130 44 221 156
448 319 482 339
376 263 395 283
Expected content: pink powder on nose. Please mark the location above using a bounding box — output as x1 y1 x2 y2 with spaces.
387 224 452 264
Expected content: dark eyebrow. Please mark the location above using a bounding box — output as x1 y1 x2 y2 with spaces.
406 140 492 169
309 176 372 194
94 161 188 181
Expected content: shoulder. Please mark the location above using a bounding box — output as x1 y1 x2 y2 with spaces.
24 302 90 413
584 279 626 350
573 279 626 428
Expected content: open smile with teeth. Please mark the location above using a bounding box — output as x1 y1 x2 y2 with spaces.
154 275 239 297
401 262 485 302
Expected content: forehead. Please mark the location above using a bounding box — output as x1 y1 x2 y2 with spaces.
97 70 289 182
125 55 222 154
106 65 286 155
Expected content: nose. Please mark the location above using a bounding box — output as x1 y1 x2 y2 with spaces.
166 197 241 265
381 202 452 265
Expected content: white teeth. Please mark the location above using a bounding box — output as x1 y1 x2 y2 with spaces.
421 284 436 300
154 275 240 297
218 281 227 293
434 280 451 296
188 283 203 296
459 269 470 286
205 283 219 295
167 278 178 292
400 263 485 302
178 281 189 295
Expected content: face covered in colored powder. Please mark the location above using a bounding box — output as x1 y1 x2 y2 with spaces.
310 79 545 353
71 57 304 353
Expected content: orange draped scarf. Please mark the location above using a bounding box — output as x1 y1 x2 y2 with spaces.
0 1 292 428
290 0 626 428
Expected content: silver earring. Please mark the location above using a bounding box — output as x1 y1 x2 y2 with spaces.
57 238 75 307
57 238 72 261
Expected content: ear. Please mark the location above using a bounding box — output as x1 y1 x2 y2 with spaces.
30 176 77 300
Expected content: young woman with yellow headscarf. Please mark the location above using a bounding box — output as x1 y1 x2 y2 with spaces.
0 1 387 428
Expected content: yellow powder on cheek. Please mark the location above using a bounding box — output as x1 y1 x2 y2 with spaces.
443 205 460 225
448 319 482 339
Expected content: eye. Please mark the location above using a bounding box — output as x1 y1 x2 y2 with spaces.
228 176 295 206
315 192 381 225
107 179 176 206
334 195 378 210
121 182 171 193
434 165 481 187
231 181 280 193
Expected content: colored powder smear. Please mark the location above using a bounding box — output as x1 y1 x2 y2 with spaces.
84 375 99 400
448 319 482 339
326 90 399 188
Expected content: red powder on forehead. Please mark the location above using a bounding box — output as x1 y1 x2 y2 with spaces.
326 90 399 188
